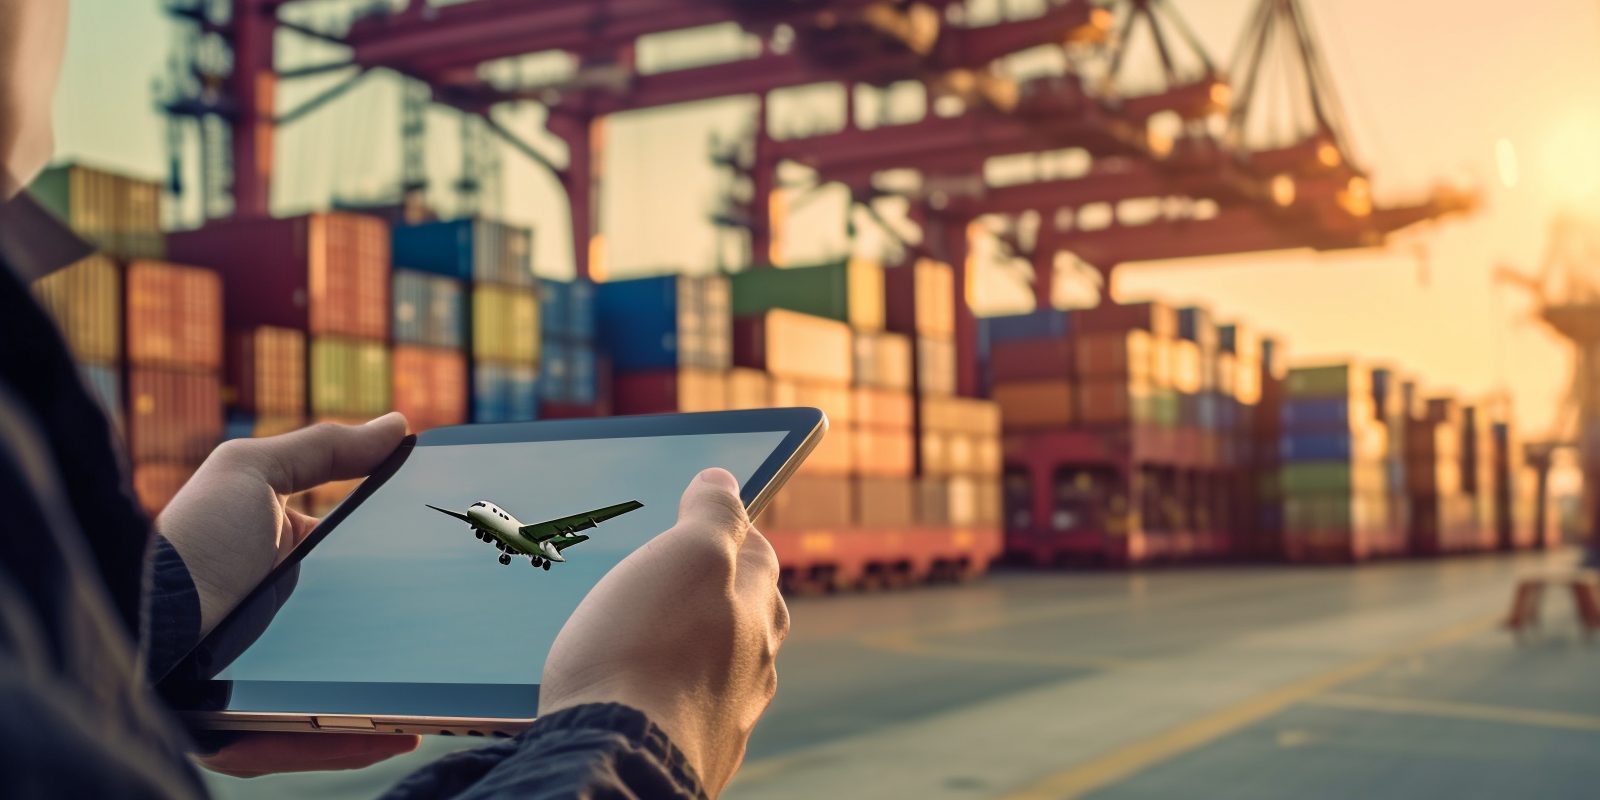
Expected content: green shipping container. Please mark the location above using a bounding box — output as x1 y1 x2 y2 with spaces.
1286 363 1369 398
730 258 885 331
311 337 390 417
1282 461 1388 494
29 163 165 259
1137 388 1180 428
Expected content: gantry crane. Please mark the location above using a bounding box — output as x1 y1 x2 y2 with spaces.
1495 213 1600 548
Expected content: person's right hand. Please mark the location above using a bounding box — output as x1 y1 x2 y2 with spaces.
539 468 790 796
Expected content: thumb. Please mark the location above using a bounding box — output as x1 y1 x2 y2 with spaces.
224 412 408 495
676 468 749 546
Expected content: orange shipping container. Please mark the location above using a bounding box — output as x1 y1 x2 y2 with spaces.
132 462 197 516
852 426 915 477
801 424 854 476
392 345 469 432
128 368 223 462
1077 378 1142 426
760 474 854 530
1075 330 1154 381
853 331 913 390
921 396 1002 436
228 326 306 416
993 380 1074 429
726 367 772 410
884 258 956 338
854 476 916 526
772 379 854 426
1169 339 1203 394
916 336 957 396
854 388 913 429
125 260 223 370
733 309 853 384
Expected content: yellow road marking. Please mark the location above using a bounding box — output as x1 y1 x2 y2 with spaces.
866 631 1143 671
998 613 1501 800
1307 692 1600 732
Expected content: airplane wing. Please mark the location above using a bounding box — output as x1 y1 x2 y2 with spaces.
518 500 644 542
425 504 472 523
549 534 590 553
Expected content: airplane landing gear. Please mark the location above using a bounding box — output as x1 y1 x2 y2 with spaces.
530 557 542 568
498 554 511 566
542 560 551 571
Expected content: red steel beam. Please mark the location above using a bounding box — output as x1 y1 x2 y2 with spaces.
936 1 1108 68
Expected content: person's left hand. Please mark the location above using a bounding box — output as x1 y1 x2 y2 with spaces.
159 412 408 634
157 413 419 776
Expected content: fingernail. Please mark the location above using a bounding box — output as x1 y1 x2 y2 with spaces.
697 468 738 492
366 411 404 427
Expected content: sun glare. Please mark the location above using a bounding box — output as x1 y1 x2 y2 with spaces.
1543 116 1600 202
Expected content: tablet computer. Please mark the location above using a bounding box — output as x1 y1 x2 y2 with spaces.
158 407 825 736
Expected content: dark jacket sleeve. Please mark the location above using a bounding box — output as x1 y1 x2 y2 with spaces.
144 535 203 680
380 704 708 800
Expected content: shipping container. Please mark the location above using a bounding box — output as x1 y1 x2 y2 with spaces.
1176 305 1217 348
990 339 1074 383
132 462 197 516
30 254 120 363
29 162 164 259
854 388 913 429
979 308 1073 345
227 326 306 416
539 338 599 406
80 362 121 430
124 260 224 370
393 345 468 431
167 212 389 339
1281 396 1377 430
759 474 853 529
596 274 731 371
614 368 729 415
1075 330 1154 381
727 367 772 410
539 277 597 341
993 380 1074 428
471 283 540 363
1076 300 1176 338
731 257 885 331
734 309 853 384
473 362 538 422
853 331 913 391
915 336 958 396
1076 378 1148 426
1280 429 1386 462
884 258 956 338
1285 363 1371 398
854 476 916 526
392 218 534 286
851 426 916 477
128 368 222 462
310 337 390 417
393 269 466 348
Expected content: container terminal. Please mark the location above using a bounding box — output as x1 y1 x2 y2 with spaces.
28 0 1600 796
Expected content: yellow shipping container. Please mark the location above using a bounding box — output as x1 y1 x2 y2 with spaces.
472 284 540 363
310 337 390 417
726 367 772 410
31 253 120 363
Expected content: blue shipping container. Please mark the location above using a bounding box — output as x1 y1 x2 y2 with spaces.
540 278 597 341
595 275 728 371
224 410 256 442
1178 392 1221 429
393 269 466 348
473 362 539 422
539 338 600 405
80 363 121 430
1280 432 1356 462
1281 397 1359 431
980 309 1073 347
393 218 534 286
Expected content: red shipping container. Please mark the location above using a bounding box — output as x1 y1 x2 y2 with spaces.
1076 299 1177 337
167 212 389 339
126 260 223 370
132 462 197 516
990 338 1074 382
128 368 222 462
884 258 955 338
392 345 468 432
227 326 306 416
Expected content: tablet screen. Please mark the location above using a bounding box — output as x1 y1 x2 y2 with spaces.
164 412 814 722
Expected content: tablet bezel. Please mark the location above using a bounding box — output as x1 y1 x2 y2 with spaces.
158 407 826 736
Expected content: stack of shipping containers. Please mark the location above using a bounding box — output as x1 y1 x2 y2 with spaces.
1460 402 1501 551
1278 363 1399 562
1220 323 1276 559
393 219 538 424
598 274 731 413
170 211 390 514
1406 396 1473 554
390 261 468 432
29 164 225 515
1371 368 1413 555
538 278 602 416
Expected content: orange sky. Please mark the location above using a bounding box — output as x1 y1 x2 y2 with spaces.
52 0 1600 435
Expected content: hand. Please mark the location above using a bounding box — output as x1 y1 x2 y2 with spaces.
539 468 790 796
198 732 419 779
159 412 408 635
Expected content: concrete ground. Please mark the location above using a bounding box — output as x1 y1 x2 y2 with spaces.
205 550 1600 799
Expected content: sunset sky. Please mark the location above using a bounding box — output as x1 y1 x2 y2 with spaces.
51 0 1600 436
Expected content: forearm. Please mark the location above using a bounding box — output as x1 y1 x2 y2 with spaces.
380 704 707 800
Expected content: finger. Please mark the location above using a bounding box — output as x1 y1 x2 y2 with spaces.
675 468 749 549
285 508 321 548
199 732 419 778
224 412 407 495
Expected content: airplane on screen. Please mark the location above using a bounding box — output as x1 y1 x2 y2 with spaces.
425 499 644 569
